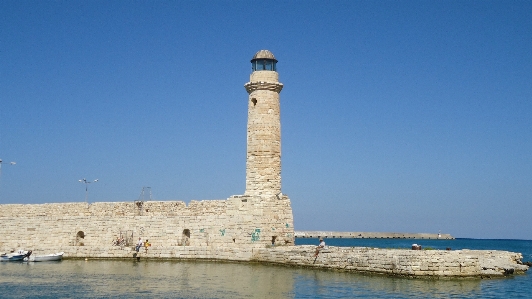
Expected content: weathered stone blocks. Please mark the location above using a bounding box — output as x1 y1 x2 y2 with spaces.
251 246 527 278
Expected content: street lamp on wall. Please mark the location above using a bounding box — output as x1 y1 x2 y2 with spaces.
0 159 16 178
79 178 99 203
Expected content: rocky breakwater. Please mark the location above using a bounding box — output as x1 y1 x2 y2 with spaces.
252 246 529 278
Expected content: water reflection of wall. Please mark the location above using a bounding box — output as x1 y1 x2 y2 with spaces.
0 260 487 298
39 260 296 298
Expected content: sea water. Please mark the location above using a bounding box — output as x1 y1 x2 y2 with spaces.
0 239 530 298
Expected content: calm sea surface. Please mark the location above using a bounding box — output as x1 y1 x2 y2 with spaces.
1 239 530 298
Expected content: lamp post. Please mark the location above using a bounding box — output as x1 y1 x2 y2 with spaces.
0 159 16 176
79 178 98 202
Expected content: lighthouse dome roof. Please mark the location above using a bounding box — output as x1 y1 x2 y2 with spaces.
252 50 277 62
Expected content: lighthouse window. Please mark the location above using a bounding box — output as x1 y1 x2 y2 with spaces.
253 60 263 71
252 59 276 71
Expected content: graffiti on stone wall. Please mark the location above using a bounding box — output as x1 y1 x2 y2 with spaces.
219 228 226 236
251 228 261 242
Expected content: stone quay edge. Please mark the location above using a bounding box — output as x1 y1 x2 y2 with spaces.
4 244 527 279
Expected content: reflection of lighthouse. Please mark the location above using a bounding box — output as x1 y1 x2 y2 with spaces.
244 50 283 198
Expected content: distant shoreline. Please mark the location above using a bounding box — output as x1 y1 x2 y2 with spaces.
295 231 454 240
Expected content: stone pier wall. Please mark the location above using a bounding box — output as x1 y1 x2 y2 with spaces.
0 200 528 278
0 196 295 252
6 243 526 278
252 246 528 278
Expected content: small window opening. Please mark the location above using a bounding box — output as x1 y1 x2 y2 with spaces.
182 229 191 246
271 236 277 245
251 98 257 106
232 238 236 243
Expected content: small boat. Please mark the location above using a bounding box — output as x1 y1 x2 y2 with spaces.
0 250 32 262
26 252 64 262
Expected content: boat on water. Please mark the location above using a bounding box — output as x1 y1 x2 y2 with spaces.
0 250 32 262
26 252 64 262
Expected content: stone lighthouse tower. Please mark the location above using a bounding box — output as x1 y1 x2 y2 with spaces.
244 50 284 198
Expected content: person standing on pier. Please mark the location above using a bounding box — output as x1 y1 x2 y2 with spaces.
144 239 151 253
135 238 143 252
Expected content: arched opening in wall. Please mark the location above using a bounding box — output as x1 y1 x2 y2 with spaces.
271 236 277 245
182 229 190 246
76 231 85 246
251 98 257 106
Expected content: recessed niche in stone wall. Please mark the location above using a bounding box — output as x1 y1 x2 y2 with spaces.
76 231 85 246
182 229 190 246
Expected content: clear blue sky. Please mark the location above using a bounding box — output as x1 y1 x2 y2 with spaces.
1 1 531 240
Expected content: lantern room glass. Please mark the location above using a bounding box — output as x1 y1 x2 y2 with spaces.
252 59 276 72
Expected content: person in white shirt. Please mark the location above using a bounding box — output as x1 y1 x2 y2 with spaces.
314 238 325 257
135 238 143 252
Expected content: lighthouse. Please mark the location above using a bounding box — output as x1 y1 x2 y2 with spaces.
244 50 284 198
